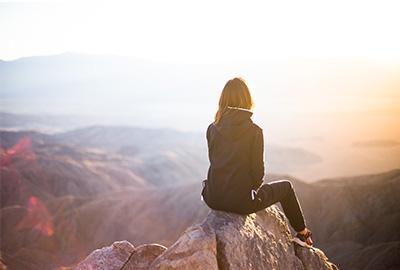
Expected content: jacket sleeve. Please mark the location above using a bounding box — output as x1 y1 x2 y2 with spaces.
250 128 265 189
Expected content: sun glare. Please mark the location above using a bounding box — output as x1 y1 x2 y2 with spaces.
1 0 400 63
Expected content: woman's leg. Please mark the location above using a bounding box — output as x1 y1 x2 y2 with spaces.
253 180 306 232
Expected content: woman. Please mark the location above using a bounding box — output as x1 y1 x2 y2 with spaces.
201 77 313 247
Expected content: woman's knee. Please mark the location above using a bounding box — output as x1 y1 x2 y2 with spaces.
269 179 293 190
283 180 294 190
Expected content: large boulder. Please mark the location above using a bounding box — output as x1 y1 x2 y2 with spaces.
75 205 339 270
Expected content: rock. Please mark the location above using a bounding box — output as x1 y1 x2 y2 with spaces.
75 240 135 270
124 244 167 270
149 222 218 270
149 205 336 270
74 242 167 270
294 245 339 270
0 254 7 270
75 206 339 270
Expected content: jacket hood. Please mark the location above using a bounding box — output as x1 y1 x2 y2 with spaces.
215 107 254 141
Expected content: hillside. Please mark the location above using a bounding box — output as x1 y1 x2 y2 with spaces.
1 128 399 269
2 170 399 269
292 169 400 270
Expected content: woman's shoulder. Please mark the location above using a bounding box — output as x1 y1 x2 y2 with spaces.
207 122 215 133
206 121 262 134
206 122 216 141
251 122 263 133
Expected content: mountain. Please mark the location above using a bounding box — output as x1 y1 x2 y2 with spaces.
0 129 149 208
293 169 400 270
1 127 398 269
0 126 322 187
0 53 215 131
0 127 208 190
53 125 322 178
0 183 209 269
74 206 338 270
0 111 101 133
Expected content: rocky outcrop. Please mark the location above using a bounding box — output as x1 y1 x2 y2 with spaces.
75 241 167 270
74 241 135 270
75 205 338 270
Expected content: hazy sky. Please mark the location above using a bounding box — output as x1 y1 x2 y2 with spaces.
1 0 399 123
1 0 400 63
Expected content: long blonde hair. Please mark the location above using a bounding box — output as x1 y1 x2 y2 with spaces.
214 77 254 125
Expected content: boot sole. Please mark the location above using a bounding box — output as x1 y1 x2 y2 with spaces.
292 237 312 248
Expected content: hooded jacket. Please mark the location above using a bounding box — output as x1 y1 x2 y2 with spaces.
201 106 265 214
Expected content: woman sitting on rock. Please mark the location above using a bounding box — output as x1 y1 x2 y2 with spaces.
201 77 313 247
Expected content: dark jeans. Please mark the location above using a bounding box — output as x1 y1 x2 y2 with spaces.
253 180 306 232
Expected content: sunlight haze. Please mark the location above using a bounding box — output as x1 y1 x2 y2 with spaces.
1 0 400 62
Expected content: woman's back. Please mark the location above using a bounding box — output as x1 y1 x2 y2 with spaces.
202 106 265 214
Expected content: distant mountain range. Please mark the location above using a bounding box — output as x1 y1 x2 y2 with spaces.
1 52 399 131
0 120 323 184
0 53 218 130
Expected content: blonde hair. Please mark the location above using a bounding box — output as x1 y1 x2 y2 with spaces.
214 77 254 125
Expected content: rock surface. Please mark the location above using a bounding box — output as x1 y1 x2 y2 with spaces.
75 205 338 270
125 244 167 270
75 241 135 270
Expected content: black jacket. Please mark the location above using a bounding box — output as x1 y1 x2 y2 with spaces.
201 107 265 214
